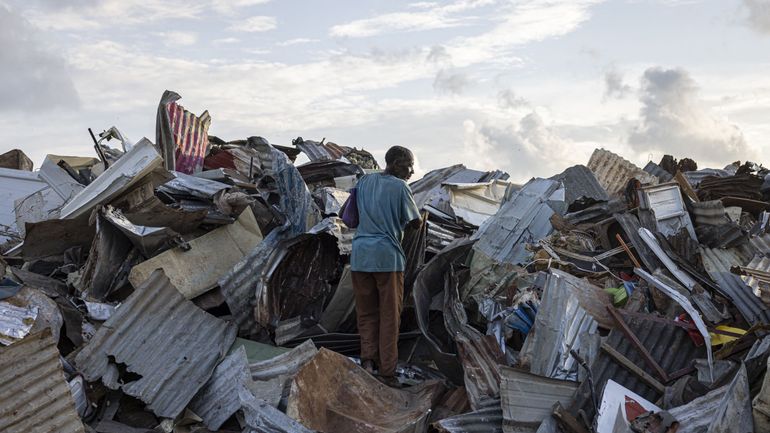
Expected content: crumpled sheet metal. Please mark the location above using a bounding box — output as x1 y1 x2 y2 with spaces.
682 168 730 188
75 270 237 419
700 246 770 325
155 90 211 174
248 340 318 406
471 178 565 265
220 146 320 334
445 268 505 409
101 205 181 256
586 148 658 194
413 240 475 384
499 367 577 432
613 212 664 272
158 171 230 198
190 346 253 431
0 331 85 433
519 270 599 381
443 180 511 227
286 348 444 433
643 160 673 182
638 182 697 239
0 300 38 345
740 255 770 305
60 138 163 219
754 356 770 431
432 399 503 433
663 364 752 433
80 211 135 301
239 387 315 433
549 164 609 212
308 216 353 255
569 310 705 423
411 164 509 209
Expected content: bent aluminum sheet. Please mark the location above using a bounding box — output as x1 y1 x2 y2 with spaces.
240 387 315 433
740 255 770 305
432 399 503 433
471 178 565 265
0 301 38 345
754 356 770 432
0 167 47 242
445 180 511 227
664 364 752 433
158 171 230 198
129 207 262 299
549 164 609 212
0 331 85 433
61 138 163 219
286 348 444 433
519 270 599 382
75 270 237 419
700 246 770 325
248 340 318 407
500 367 577 432
190 346 253 431
220 145 319 334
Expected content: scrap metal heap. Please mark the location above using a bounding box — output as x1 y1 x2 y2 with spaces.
2 92 770 433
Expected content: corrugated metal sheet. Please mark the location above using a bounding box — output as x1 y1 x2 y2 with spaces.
749 233 770 256
220 146 320 334
75 270 237 419
60 138 163 219
570 310 705 423
0 331 85 433
563 199 625 225
500 367 577 431
471 178 564 265
247 340 318 407
700 246 770 325
519 270 600 381
190 346 252 430
411 165 509 209
0 301 38 345
549 164 609 212
697 173 764 201
692 200 729 226
754 356 770 431
294 138 335 161
739 255 770 305
682 168 730 187
240 386 315 433
155 90 210 173
586 148 658 195
613 212 664 272
643 161 673 182
432 399 503 433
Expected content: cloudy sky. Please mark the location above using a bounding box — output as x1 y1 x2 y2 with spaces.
1 0 769 182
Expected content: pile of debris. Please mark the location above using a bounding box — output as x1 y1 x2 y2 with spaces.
2 90 770 433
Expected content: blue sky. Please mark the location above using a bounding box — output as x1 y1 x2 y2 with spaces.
1 0 769 182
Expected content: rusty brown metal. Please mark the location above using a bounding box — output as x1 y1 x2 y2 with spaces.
616 233 642 269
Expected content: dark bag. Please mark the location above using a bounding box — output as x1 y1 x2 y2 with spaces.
341 187 359 228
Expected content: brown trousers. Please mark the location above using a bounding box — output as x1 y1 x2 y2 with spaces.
351 271 404 377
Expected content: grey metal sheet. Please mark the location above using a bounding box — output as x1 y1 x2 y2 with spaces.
411 165 509 209
248 340 318 406
471 178 564 265
0 167 47 242
549 164 609 212
0 301 38 345
240 386 315 433
500 367 577 431
643 161 673 182
294 139 334 161
749 233 770 256
692 200 729 226
0 331 85 433
158 171 230 198
190 346 252 430
700 246 770 325
586 148 658 195
740 255 770 304
682 168 730 187
613 212 664 272
570 310 705 423
432 399 503 433
75 270 237 419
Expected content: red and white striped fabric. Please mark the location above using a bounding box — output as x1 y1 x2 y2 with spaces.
167 101 211 174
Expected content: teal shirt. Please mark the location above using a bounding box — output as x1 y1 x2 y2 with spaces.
350 173 420 272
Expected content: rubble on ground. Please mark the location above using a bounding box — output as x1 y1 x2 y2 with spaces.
3 90 770 433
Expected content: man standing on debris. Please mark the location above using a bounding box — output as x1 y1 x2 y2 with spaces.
350 145 421 386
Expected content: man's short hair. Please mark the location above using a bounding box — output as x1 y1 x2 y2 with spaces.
385 146 412 165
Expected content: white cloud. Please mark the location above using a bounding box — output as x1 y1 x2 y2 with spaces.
210 0 271 16
228 15 277 32
433 69 470 94
0 5 79 111
603 67 632 100
744 0 770 35
330 0 497 38
213 37 241 44
157 31 198 47
276 38 319 47
497 89 529 109
628 67 754 164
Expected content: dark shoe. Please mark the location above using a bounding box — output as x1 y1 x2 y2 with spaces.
377 375 402 388
362 359 376 375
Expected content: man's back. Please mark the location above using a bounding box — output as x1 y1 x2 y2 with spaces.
350 173 419 273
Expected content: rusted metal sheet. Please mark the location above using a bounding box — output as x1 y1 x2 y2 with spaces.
248 340 318 407
586 148 657 195
75 270 237 419
499 367 577 432
0 331 85 433
286 348 444 433
697 173 764 201
0 148 33 170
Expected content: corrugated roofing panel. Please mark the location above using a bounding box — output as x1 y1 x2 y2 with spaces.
295 139 333 161
700 246 770 325
0 331 85 433
549 164 609 211
740 255 770 305
613 212 664 272
586 148 658 195
75 270 237 419
471 178 563 265
682 168 730 187
500 367 577 431
190 346 251 430
570 310 705 423
749 233 770 256
643 161 673 182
